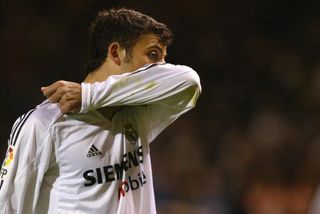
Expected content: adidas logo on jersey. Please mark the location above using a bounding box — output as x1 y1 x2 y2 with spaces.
87 145 103 158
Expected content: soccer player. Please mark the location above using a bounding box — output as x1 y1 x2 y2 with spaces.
0 8 201 214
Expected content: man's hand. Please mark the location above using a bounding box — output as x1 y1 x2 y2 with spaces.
41 80 81 113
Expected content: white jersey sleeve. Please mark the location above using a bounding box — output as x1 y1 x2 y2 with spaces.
80 63 202 141
0 104 55 214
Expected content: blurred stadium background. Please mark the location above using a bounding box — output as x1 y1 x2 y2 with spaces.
1 0 320 213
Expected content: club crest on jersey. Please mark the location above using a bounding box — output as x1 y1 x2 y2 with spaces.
3 146 14 167
124 123 138 145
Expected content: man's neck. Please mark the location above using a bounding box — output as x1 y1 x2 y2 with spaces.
83 59 124 120
84 60 122 83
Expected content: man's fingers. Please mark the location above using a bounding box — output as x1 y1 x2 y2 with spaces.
41 80 81 112
59 103 69 114
44 86 65 103
60 102 80 114
41 81 66 98
60 101 80 113
48 91 63 103
59 94 81 113
41 84 57 98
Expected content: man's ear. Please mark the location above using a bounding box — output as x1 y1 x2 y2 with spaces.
108 42 125 66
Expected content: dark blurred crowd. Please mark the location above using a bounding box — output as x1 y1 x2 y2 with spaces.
1 0 320 213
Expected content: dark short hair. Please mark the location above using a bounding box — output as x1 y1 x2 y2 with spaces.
84 8 173 75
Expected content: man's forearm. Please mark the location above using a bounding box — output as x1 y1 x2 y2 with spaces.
81 63 201 113
42 63 201 114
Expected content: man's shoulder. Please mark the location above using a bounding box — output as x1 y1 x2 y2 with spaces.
6 101 61 147
15 100 62 132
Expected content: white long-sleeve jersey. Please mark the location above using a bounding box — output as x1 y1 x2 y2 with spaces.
0 63 201 214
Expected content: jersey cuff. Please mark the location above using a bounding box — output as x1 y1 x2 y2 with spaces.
80 82 90 113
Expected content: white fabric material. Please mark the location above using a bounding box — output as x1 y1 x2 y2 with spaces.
0 63 201 214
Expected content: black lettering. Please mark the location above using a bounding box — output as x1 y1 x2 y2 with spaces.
114 163 124 180
142 171 147 184
0 169 7 179
138 172 147 186
83 170 96 187
138 173 143 185
103 165 115 182
0 180 3 190
137 146 143 163
96 168 103 184
127 151 138 168
124 181 129 192
83 148 145 188
122 154 128 171
129 176 139 190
